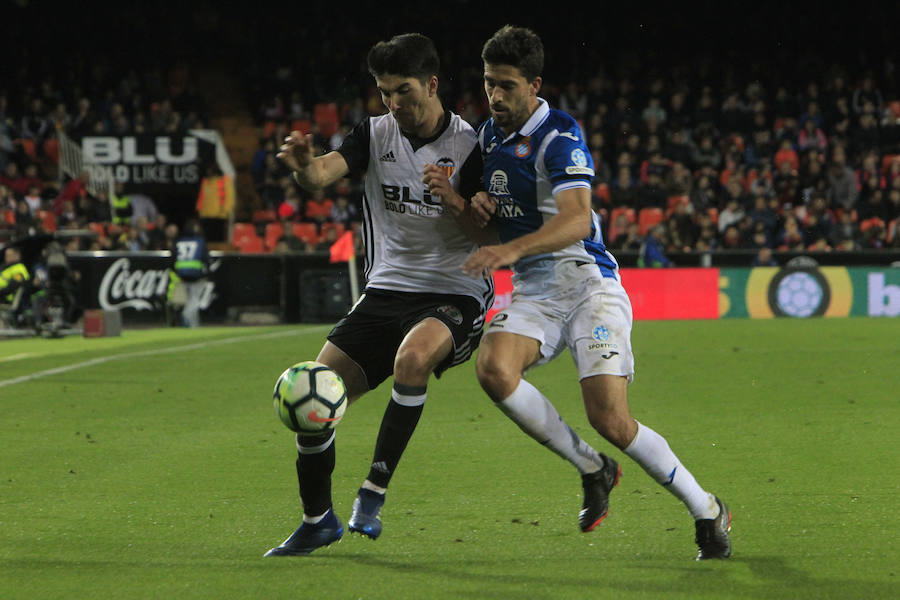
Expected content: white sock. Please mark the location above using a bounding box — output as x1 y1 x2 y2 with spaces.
361 480 387 495
623 421 718 520
302 511 328 524
497 379 603 474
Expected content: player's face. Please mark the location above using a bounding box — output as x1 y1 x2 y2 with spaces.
483 63 541 132
375 74 435 135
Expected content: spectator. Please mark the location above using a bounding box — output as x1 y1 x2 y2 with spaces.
303 188 333 228
852 75 883 116
691 135 722 171
797 118 828 153
638 225 672 267
329 195 359 227
752 246 778 266
825 146 859 212
23 185 44 214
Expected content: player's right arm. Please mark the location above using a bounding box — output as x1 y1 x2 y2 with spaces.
278 131 350 191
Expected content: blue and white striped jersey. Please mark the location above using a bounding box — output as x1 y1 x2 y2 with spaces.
478 99 619 295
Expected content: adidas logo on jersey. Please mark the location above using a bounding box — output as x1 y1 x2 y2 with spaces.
379 150 396 162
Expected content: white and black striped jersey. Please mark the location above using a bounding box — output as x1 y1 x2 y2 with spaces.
337 111 494 310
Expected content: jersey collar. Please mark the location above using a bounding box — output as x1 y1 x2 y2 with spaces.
500 97 549 142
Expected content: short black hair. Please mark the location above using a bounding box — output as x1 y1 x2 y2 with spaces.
367 33 439 81
481 25 544 82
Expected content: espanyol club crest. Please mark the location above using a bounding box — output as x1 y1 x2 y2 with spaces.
514 137 531 157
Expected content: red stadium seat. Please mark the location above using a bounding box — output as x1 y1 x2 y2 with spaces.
43 138 60 163
264 222 284 250
36 210 57 232
291 222 318 244
291 119 312 135
252 210 276 223
609 206 636 226
638 207 664 235
232 222 257 242
314 102 339 138
236 235 264 253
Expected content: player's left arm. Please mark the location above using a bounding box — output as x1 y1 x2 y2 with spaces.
462 187 590 276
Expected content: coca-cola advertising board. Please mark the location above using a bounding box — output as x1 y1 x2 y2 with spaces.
68 252 226 322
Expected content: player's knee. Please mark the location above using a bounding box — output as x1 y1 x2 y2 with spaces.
393 345 435 383
475 352 517 400
586 408 634 450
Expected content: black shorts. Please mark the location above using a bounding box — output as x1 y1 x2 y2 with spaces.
327 287 486 390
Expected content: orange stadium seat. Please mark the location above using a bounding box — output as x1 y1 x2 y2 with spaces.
638 207 664 235
252 209 276 223
264 222 284 250
232 222 257 242
320 222 345 239
314 102 339 138
609 206 636 226
236 235 264 253
36 210 57 231
291 119 311 135
291 222 318 244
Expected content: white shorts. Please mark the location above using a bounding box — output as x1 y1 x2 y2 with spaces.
485 269 635 382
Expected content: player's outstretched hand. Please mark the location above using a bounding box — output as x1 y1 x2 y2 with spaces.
423 164 464 215
462 243 521 278
470 191 496 228
277 131 315 172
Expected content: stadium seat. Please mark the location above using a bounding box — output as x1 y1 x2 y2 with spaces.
314 102 339 138
706 207 719 224
16 138 36 159
320 222 345 239
252 209 276 223
236 235 264 253
609 206 636 226
666 194 689 216
2 209 14 225
291 222 318 244
43 138 60 163
88 222 106 237
291 119 312 135
638 207 664 235
36 210 57 232
264 222 284 250
262 120 277 139
881 154 900 174
232 222 257 243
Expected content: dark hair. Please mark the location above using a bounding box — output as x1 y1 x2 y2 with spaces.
481 25 543 81
367 33 439 80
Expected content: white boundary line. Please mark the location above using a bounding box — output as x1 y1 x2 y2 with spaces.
0 326 331 389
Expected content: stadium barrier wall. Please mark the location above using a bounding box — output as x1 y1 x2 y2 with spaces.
66 252 900 325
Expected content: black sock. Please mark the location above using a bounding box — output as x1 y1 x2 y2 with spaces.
366 384 426 489
295 433 336 516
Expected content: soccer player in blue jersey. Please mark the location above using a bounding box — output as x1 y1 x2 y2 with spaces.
463 25 732 560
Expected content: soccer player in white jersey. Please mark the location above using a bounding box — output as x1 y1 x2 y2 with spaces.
265 33 494 556
464 26 732 560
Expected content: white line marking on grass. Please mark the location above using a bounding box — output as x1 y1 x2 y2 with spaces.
0 327 331 389
0 353 34 363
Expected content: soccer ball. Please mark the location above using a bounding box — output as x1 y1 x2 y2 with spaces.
273 361 347 434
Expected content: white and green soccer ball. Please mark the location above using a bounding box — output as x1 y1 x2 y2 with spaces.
273 361 347 434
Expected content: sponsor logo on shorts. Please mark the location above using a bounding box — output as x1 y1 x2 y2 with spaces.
592 325 610 342
436 304 463 325
587 342 617 351
600 351 619 360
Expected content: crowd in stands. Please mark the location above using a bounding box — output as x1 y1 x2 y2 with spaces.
245 64 900 257
5 3 900 259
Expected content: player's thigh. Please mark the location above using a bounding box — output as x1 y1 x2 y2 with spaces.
394 317 454 382
317 341 369 402
567 281 635 382
476 331 542 401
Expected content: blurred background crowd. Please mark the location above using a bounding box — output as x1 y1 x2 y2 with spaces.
3 1 900 259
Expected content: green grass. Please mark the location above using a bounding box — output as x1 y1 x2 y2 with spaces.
1 319 898 599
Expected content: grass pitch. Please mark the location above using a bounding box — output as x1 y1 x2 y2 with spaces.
1 318 897 599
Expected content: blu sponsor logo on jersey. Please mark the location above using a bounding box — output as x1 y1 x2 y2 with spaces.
381 183 443 216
